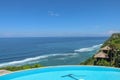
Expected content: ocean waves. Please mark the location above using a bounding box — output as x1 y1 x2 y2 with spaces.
0 44 102 67
0 53 78 67
74 44 102 52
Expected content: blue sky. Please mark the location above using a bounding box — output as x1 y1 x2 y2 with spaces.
0 0 120 37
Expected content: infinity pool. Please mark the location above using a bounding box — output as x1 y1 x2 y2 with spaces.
0 66 120 80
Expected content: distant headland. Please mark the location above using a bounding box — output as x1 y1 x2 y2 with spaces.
81 33 120 68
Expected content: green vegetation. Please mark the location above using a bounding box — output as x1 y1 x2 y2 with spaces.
103 33 120 48
95 59 111 66
80 33 120 68
80 57 94 65
0 64 44 71
1 33 120 71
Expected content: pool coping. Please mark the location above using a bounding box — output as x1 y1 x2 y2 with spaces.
0 70 11 76
0 65 120 76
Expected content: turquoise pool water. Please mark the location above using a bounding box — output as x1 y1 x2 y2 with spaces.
0 66 120 80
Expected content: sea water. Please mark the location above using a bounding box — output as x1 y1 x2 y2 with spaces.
0 37 107 67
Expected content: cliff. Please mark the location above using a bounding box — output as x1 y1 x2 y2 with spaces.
80 33 120 67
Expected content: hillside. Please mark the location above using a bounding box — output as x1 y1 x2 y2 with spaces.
80 33 120 67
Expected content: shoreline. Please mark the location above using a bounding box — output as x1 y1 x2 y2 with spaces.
81 33 120 68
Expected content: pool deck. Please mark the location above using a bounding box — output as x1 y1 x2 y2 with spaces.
0 70 11 76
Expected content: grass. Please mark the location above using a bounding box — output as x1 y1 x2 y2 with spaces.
0 64 44 71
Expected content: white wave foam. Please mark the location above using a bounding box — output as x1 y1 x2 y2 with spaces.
0 53 77 67
0 44 102 67
74 44 102 52
0 55 47 67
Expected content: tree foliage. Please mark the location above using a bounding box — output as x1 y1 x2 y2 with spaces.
80 33 120 68
0 64 44 71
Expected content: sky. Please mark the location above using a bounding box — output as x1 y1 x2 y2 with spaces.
0 0 120 37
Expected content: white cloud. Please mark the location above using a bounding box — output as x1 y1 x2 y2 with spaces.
107 30 120 34
48 11 60 16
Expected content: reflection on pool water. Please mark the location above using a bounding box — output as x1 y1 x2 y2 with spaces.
0 66 120 80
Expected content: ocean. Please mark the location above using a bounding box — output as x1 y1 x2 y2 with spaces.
0 37 108 67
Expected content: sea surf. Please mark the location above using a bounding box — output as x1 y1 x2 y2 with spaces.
0 37 107 67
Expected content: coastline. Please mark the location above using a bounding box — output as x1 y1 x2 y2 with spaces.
0 37 106 67
80 33 120 68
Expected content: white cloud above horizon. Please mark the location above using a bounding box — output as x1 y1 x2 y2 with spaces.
48 11 60 16
107 30 120 35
